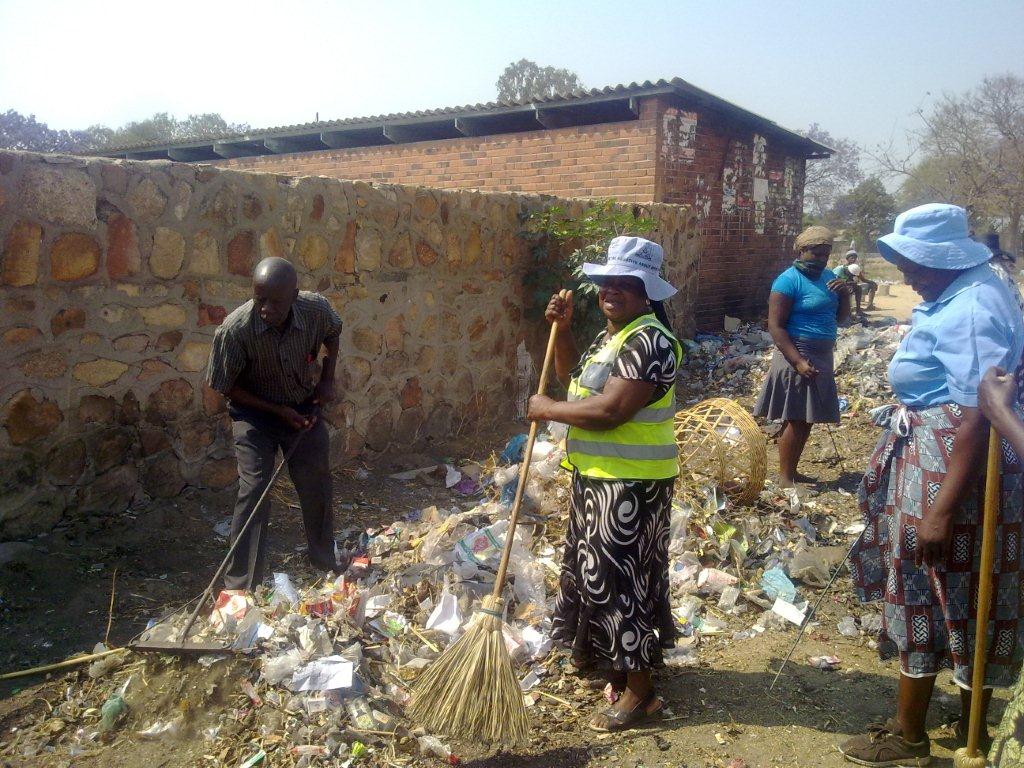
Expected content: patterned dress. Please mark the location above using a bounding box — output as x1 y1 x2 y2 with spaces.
851 403 1024 686
552 325 679 672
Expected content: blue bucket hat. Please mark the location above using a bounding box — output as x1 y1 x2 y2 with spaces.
581 236 678 300
876 203 992 270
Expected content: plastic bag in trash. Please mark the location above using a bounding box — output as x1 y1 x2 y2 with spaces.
262 648 303 685
760 567 797 603
501 434 529 463
511 557 547 606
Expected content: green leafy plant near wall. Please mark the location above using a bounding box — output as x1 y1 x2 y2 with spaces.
524 199 656 342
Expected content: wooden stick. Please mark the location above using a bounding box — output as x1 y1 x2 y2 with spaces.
178 423 311 643
104 567 118 647
0 647 127 681
962 427 1002 759
490 299 562 599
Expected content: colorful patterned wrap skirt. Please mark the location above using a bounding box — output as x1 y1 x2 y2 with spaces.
851 402 1024 688
551 471 677 672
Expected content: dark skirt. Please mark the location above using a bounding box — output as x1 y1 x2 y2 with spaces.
551 471 676 672
753 336 840 423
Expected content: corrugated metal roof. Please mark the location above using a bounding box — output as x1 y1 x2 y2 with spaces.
101 77 831 157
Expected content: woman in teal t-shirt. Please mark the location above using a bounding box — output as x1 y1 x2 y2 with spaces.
754 226 852 487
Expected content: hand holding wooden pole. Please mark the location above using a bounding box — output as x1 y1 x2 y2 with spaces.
492 289 563 598
954 426 1001 768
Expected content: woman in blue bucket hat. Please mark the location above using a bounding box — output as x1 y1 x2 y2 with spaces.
528 236 681 732
842 204 1024 766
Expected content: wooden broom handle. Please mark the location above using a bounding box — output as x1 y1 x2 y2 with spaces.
491 293 564 598
964 426 1001 757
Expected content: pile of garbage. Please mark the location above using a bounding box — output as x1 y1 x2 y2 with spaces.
5 425 883 766
679 319 904 409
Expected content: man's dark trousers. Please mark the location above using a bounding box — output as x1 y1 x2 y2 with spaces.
224 408 334 590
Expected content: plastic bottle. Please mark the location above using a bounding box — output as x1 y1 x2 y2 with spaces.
419 735 454 760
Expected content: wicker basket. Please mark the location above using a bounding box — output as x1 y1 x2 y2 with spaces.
675 398 767 506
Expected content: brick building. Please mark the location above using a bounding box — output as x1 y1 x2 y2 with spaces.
108 79 829 329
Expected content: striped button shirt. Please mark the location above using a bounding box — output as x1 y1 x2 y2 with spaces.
206 291 342 406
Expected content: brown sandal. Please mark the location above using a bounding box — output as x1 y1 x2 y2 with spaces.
588 692 663 732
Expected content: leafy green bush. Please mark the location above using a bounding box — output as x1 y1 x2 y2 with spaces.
524 199 655 341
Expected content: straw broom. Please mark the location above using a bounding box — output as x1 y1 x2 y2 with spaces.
408 292 566 744
954 427 1002 768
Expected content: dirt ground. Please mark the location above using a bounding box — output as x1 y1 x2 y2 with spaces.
2 289 1008 768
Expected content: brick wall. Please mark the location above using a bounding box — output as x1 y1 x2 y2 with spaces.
653 96 807 328
220 100 659 202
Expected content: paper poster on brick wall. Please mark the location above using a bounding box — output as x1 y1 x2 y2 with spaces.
695 174 711 220
660 108 698 164
752 134 767 177
754 202 766 234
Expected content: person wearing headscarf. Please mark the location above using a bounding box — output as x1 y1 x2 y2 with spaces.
754 226 853 487
527 236 681 732
841 204 1024 766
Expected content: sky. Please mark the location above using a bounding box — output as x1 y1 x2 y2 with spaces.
2 0 1023 167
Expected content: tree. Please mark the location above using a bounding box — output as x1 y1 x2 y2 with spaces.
0 109 249 154
801 123 864 219
877 73 1024 253
98 112 250 149
0 110 102 153
495 59 583 102
831 177 897 250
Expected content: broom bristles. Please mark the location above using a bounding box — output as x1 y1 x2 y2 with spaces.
408 598 529 744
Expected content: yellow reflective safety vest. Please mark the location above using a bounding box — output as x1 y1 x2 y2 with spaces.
562 313 682 480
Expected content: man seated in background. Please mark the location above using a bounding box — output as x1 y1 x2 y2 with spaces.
833 249 877 315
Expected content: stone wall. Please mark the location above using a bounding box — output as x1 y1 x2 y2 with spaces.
0 151 699 539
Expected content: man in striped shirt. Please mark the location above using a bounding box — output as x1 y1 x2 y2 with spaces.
206 257 344 590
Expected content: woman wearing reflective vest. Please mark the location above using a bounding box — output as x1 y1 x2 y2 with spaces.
527 236 681 733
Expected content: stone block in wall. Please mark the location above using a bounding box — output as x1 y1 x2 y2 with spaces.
73 358 129 387
80 464 138 514
93 428 133 473
355 228 382 271
259 229 284 260
3 326 43 347
150 227 185 278
189 230 220 275
155 330 183 351
177 341 212 373
200 457 237 489
18 164 96 227
228 231 255 275
145 378 194 425
77 394 117 425
17 349 67 380
351 328 382 356
46 439 87 486
126 177 167 221
140 304 188 327
3 390 62 445
2 220 43 287
51 233 101 281
335 221 357 273
299 233 329 271
142 452 185 499
106 213 141 279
